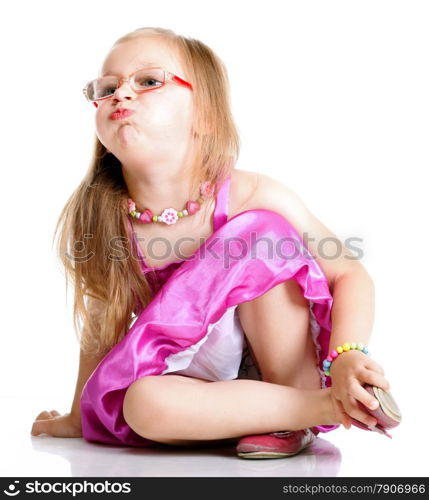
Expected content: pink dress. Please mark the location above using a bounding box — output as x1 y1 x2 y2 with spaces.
80 174 340 446
130 175 261 382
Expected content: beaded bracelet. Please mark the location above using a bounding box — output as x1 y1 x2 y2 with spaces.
323 342 370 376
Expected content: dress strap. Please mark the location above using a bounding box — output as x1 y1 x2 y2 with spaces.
212 175 231 232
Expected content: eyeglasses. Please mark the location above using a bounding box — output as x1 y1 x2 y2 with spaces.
82 66 193 104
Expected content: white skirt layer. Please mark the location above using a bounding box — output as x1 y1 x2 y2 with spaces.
161 301 327 388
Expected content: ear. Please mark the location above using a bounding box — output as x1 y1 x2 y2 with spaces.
93 102 98 109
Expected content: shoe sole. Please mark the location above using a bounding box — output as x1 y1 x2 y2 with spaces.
237 450 303 459
236 432 316 459
373 386 402 422
351 385 402 438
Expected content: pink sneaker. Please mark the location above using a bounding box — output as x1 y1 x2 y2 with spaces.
236 427 320 459
350 384 402 439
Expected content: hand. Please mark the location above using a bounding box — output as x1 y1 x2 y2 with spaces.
329 349 390 430
31 410 82 438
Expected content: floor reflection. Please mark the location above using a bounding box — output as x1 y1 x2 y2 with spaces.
29 434 341 477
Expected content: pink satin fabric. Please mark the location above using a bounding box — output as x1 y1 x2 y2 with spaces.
80 208 340 446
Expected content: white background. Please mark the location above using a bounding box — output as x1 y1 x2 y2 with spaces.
1 0 428 477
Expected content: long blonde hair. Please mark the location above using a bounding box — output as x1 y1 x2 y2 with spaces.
53 27 240 355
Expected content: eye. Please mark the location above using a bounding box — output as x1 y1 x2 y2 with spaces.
135 77 162 88
91 77 118 100
134 69 164 90
101 85 117 96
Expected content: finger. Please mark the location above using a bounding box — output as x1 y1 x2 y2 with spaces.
351 380 382 412
340 386 378 428
359 368 390 392
345 399 378 428
31 419 52 436
50 410 61 416
364 358 385 375
35 411 52 421
332 391 353 429
333 397 353 429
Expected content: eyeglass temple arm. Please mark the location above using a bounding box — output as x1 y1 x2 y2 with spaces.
170 73 193 90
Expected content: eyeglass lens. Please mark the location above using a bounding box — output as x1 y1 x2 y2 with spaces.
86 68 165 101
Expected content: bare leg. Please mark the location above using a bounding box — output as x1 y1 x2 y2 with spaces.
123 374 339 443
237 279 322 391
123 279 336 445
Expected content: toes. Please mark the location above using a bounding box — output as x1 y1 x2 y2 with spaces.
35 411 51 420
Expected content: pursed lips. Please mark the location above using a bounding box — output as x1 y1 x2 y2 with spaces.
109 108 135 120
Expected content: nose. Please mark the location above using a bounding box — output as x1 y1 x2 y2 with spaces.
92 79 137 109
111 78 137 102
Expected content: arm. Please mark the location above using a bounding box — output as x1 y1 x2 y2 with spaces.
69 347 109 425
328 268 376 352
326 269 391 426
243 172 390 426
70 296 110 423
31 297 109 437
243 172 380 350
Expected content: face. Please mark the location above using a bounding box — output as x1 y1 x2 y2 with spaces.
93 37 195 166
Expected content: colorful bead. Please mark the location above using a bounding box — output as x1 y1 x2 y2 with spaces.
200 181 215 198
127 180 214 225
127 199 136 212
323 342 370 376
186 201 201 215
161 208 179 225
139 209 153 224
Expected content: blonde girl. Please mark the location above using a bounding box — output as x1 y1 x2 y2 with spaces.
31 27 401 459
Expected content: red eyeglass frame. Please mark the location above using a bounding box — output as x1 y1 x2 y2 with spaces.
83 67 193 108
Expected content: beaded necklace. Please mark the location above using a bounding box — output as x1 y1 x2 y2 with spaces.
127 181 215 225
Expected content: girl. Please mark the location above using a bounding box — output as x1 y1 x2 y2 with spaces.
31 27 401 459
